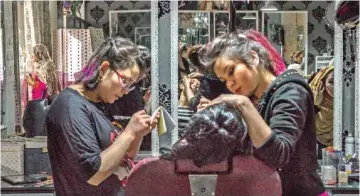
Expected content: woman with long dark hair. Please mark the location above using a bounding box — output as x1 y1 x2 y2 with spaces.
200 30 326 195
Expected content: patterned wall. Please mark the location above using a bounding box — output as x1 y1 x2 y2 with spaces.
85 1 333 73
110 12 151 44
85 1 151 27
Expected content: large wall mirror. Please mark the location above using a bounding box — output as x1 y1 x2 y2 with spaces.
109 10 152 154
176 10 259 138
262 11 308 74
177 11 211 137
179 11 210 46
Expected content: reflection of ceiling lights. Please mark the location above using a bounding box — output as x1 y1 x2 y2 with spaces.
260 0 278 11
242 13 257 20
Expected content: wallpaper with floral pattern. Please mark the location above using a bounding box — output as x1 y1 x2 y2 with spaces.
85 1 333 72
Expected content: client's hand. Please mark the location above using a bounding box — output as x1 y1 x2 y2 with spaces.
125 110 159 138
197 97 210 111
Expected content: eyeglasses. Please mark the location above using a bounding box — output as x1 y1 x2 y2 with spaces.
114 70 136 92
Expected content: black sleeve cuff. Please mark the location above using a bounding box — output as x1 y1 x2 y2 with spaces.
253 133 281 169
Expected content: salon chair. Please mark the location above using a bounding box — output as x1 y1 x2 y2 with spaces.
125 155 282 196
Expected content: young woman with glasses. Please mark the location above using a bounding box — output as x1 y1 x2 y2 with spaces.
45 37 159 196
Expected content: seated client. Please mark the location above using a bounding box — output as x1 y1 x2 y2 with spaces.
161 103 246 167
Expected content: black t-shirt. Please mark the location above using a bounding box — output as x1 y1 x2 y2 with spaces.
45 88 124 196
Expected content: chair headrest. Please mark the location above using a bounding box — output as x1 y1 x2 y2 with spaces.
125 155 282 196
175 159 230 174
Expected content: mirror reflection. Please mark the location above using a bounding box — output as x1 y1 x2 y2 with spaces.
214 11 258 37
177 11 233 137
109 10 152 151
179 11 210 45
263 11 307 74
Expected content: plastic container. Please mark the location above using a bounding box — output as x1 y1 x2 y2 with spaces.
345 134 355 157
345 163 352 175
321 165 336 185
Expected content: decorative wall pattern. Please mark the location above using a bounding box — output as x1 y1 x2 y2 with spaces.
86 1 332 74
110 12 151 42
86 1 151 28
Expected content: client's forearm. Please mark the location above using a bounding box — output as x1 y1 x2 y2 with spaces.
87 132 135 186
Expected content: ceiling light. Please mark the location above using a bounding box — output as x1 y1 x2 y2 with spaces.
242 13 257 20
260 1 278 11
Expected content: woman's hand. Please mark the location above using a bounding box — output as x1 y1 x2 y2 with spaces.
207 94 252 112
197 97 211 111
188 72 203 79
313 82 324 106
25 73 34 86
125 110 159 138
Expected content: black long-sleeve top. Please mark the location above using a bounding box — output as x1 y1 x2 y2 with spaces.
239 70 325 196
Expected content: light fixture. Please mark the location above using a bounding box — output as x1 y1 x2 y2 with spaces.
242 13 257 20
260 0 278 11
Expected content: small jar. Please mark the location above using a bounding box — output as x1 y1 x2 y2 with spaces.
338 170 348 186
322 165 336 185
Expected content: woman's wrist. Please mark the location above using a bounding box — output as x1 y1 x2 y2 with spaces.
235 96 252 113
119 130 136 144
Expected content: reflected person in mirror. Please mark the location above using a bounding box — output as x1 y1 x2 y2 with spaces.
309 59 334 154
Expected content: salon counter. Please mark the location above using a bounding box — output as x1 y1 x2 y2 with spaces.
325 182 360 195
1 165 54 195
1 180 54 195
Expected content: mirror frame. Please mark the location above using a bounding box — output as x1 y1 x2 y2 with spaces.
333 0 360 151
213 10 259 37
261 10 308 74
355 26 360 151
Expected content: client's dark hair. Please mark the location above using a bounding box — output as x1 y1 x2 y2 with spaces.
160 103 245 167
188 45 206 73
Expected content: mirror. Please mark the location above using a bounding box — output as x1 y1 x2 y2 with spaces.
334 0 359 29
177 11 211 137
213 11 258 37
179 11 210 45
262 11 308 74
109 10 152 151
